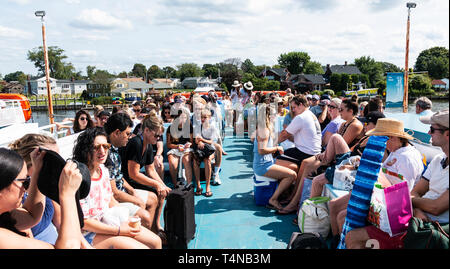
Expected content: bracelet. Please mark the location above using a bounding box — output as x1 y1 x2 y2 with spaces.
117 226 120 236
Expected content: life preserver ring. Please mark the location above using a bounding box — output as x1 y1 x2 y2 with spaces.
0 93 32 121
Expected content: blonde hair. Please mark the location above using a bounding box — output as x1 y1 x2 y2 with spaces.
142 110 163 133
9 133 56 166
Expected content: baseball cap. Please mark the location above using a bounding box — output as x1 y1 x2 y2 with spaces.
312 94 320 100
358 111 385 125
320 94 331 101
319 99 331 106
420 109 449 128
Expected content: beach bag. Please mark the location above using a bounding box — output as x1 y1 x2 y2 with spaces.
367 181 413 237
403 217 449 249
101 206 130 227
333 168 357 191
193 143 215 160
298 197 331 238
287 232 328 249
333 156 359 191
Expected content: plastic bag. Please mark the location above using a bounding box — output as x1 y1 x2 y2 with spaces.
332 156 360 191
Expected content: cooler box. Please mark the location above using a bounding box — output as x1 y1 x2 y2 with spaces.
253 174 278 206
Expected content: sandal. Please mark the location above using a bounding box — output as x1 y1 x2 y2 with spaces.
204 191 213 197
266 201 282 211
195 188 203 196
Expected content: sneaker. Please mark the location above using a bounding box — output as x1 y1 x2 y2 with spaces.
212 172 222 186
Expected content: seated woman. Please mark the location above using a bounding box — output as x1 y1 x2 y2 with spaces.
73 127 162 249
321 98 345 148
330 118 424 244
8 134 93 247
166 107 194 186
161 102 174 123
192 109 217 197
276 111 384 215
0 148 84 249
56 109 94 136
253 104 297 211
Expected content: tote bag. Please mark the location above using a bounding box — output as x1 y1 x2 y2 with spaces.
367 181 412 237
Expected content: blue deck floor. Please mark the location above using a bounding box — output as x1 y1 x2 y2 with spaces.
161 129 299 249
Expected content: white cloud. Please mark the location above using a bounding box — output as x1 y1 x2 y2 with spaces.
69 9 132 30
0 25 33 39
72 50 97 57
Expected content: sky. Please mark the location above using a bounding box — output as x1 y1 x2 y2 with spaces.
0 0 449 77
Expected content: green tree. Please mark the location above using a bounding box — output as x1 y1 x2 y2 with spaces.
379 62 402 73
176 63 202 81
277 51 311 74
162 66 177 78
202 64 219 79
304 61 324 74
117 71 128 78
241 59 257 75
415 47 449 79
147 65 164 79
330 73 341 93
86 65 96 80
131 63 147 78
217 59 242 91
27 46 76 79
354 56 384 88
409 74 432 91
4 71 27 85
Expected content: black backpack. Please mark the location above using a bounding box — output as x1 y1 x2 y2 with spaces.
287 232 328 249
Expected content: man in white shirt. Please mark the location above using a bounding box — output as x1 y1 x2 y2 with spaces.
277 95 322 171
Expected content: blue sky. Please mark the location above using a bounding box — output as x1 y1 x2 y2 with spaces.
1 0 448 77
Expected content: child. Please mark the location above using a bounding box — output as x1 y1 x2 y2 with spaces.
193 109 217 197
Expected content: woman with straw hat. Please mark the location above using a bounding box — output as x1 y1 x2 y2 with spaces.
365 118 424 191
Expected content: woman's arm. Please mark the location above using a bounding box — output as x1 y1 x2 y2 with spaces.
12 148 46 231
257 129 282 155
342 123 363 146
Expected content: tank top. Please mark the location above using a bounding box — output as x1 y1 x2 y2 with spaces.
253 133 275 167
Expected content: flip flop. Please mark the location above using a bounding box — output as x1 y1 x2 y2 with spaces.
266 202 282 211
204 191 213 197
195 188 203 196
276 208 297 215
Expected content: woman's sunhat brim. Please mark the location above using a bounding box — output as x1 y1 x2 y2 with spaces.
365 129 414 140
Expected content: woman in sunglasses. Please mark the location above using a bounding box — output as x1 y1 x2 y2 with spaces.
73 127 162 249
0 147 85 249
321 98 346 148
67 110 95 135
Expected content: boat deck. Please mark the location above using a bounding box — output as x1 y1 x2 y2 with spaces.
160 128 298 249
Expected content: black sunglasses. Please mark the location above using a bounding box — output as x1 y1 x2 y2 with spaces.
430 126 448 134
15 175 30 190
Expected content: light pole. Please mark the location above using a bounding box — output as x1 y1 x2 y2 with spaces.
403 2 416 113
35 10 54 125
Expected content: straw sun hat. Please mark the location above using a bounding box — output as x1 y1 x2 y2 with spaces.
365 118 414 140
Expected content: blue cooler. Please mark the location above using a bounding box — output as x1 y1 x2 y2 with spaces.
253 174 278 206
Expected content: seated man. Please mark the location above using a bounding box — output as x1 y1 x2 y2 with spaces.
345 109 449 249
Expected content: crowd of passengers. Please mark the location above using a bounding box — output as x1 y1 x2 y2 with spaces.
246 84 448 249
0 80 447 249
0 90 229 249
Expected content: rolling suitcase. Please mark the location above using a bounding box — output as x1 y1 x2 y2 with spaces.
163 157 196 249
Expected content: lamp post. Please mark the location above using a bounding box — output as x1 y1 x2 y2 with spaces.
35 10 54 125
403 2 416 113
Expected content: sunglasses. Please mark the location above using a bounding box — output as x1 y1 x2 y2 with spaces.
79 117 87 121
328 105 337 109
430 126 448 134
15 175 30 190
133 109 141 112
339 108 344 112
93 143 111 151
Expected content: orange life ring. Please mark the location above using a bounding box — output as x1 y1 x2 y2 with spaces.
0 93 32 121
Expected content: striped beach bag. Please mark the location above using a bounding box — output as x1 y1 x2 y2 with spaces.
337 135 389 249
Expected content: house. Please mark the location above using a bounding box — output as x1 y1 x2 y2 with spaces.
56 79 90 95
150 81 173 90
323 61 362 82
286 74 326 93
258 68 291 82
26 76 58 95
431 79 447 91
181 77 202 89
441 78 449 90
153 78 176 88
1 81 25 94
86 78 114 98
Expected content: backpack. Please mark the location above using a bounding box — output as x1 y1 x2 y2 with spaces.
403 217 449 249
287 232 328 249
